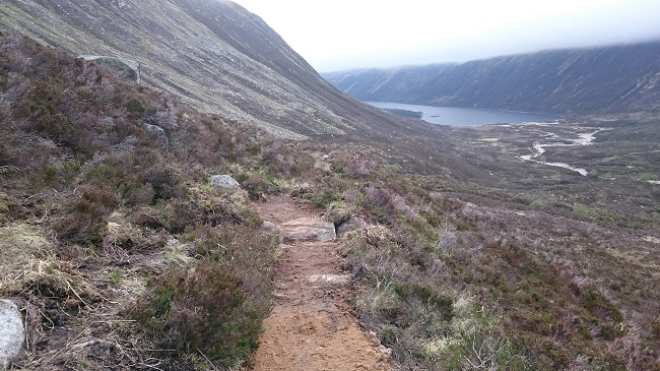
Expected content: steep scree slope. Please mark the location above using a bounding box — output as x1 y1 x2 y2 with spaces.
0 0 422 139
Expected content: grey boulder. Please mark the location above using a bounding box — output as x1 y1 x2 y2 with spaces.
78 55 140 84
210 175 240 189
282 220 336 243
0 300 24 369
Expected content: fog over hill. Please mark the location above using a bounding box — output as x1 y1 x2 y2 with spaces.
324 42 660 116
0 0 425 139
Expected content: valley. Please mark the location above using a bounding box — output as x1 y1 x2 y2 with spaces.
324 41 660 115
0 1 659 371
367 102 561 126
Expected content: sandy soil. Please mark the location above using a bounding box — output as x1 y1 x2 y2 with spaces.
250 196 390 371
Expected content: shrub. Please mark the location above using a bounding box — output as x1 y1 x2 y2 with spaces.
573 204 590 217
581 290 622 322
530 199 544 208
240 173 280 200
55 186 119 244
140 167 180 203
393 282 454 318
323 201 355 227
125 98 145 118
134 261 267 365
160 186 261 233
638 173 658 182
303 186 343 208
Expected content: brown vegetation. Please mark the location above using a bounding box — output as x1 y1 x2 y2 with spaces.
0 30 286 370
1 28 659 371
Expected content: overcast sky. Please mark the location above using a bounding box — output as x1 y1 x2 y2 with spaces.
231 0 660 72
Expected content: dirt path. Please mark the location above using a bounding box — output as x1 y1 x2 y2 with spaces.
250 196 390 371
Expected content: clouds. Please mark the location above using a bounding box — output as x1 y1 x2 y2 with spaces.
231 0 660 72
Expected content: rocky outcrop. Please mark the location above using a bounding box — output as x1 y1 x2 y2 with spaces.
78 55 140 84
1 0 429 140
0 300 24 369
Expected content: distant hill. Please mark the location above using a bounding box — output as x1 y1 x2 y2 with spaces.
323 42 660 115
0 0 425 139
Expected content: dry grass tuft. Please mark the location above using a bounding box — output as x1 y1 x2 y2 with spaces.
0 224 56 292
0 224 100 300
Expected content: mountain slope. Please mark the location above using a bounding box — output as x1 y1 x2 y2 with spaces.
324 42 660 115
0 0 422 139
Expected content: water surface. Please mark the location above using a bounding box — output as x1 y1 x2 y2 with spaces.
367 102 560 126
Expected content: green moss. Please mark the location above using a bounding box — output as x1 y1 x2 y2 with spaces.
108 269 123 286
125 98 145 118
572 204 590 217
581 289 623 324
530 199 544 208
43 166 57 185
638 173 658 182
304 188 342 208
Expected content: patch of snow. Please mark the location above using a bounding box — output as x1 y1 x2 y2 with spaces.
649 181 660 185
526 122 555 127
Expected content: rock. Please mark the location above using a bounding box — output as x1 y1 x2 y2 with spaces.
110 135 138 155
0 300 24 369
378 345 392 361
308 274 351 285
210 175 240 189
145 124 168 146
282 221 336 242
78 55 140 83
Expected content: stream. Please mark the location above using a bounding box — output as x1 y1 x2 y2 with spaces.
521 129 604 176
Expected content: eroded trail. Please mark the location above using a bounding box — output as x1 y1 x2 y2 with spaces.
251 196 390 371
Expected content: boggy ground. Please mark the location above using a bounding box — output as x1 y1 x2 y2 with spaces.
250 196 391 371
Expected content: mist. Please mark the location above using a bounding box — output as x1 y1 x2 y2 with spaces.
232 0 660 72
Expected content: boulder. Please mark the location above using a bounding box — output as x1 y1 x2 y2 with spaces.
210 175 240 189
145 124 169 146
308 274 351 285
0 300 24 369
78 55 140 84
282 220 336 243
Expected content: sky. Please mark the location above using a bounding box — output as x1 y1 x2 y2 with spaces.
231 0 660 72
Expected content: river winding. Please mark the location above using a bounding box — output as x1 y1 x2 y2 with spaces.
520 128 605 176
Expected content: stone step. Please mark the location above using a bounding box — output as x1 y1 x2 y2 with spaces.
308 274 351 285
281 220 336 242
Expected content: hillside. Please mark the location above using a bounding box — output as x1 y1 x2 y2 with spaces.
324 42 660 115
2 2 660 371
0 0 426 140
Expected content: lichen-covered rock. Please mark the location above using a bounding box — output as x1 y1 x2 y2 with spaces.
78 55 140 83
0 300 24 369
210 175 240 189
